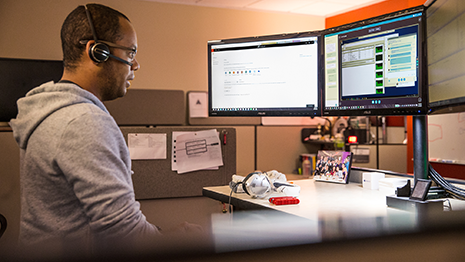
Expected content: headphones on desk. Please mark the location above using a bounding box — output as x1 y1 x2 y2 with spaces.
241 172 272 199
230 172 272 199
230 171 300 199
82 4 133 66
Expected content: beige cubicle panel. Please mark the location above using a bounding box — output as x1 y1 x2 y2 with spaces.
379 144 407 173
234 126 256 176
350 144 407 174
256 126 320 175
105 89 186 126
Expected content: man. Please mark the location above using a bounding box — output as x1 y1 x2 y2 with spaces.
10 4 174 248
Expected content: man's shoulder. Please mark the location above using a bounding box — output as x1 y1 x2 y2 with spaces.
44 102 117 137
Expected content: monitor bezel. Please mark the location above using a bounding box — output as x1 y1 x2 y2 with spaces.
207 31 323 117
321 5 428 117
426 0 465 115
428 98 465 115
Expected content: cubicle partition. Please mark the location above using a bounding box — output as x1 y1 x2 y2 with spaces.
105 89 236 200
104 89 186 126
120 126 236 200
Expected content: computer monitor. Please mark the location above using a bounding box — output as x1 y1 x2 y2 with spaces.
0 57 63 123
208 31 321 117
427 0 465 115
322 6 427 116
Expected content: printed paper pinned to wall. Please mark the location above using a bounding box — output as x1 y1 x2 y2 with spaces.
128 133 167 160
172 129 222 174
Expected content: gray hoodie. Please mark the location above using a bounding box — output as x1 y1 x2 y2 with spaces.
10 81 158 247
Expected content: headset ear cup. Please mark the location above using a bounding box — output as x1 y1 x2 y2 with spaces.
89 42 110 63
242 172 271 198
242 172 259 196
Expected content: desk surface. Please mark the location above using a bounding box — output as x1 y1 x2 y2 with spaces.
204 179 404 219
203 178 465 220
204 178 465 254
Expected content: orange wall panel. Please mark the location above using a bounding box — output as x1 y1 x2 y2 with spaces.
326 0 426 28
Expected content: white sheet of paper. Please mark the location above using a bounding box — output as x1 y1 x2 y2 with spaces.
174 129 223 174
172 131 219 172
128 133 167 160
188 92 208 118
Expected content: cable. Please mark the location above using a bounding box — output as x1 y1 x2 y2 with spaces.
228 181 242 214
228 186 235 214
429 167 461 200
429 164 465 200
430 165 465 195
430 169 465 200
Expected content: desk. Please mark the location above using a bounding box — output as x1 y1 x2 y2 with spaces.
204 178 408 219
204 178 414 253
204 178 465 255
204 177 465 217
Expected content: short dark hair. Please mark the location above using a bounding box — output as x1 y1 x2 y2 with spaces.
60 4 130 71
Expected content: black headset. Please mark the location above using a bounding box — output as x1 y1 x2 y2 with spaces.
83 4 133 66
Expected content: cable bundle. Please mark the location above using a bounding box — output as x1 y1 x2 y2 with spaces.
429 164 465 200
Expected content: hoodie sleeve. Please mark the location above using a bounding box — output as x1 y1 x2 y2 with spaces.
55 104 159 240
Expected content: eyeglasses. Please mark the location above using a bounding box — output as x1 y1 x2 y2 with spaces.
79 40 137 63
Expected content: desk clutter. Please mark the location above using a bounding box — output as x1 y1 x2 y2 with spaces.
229 170 300 204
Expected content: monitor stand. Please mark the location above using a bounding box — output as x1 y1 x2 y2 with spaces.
412 115 428 183
385 115 445 213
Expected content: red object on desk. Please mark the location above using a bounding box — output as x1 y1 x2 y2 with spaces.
269 197 300 205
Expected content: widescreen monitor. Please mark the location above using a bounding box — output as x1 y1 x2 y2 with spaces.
427 0 465 114
0 57 63 123
322 6 427 116
208 32 321 117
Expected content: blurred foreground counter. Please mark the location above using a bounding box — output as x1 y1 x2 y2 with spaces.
3 178 465 261
3 208 465 262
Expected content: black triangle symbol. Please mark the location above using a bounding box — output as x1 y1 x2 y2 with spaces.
196 100 202 105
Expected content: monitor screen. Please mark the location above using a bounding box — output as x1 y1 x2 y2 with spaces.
208 32 321 117
323 6 427 116
0 57 63 123
427 0 465 114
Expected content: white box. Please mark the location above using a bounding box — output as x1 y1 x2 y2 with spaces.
362 172 386 190
378 178 410 196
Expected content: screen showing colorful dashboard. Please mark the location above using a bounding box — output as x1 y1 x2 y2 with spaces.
323 7 427 116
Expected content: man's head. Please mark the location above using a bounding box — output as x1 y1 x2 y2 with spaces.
60 4 139 101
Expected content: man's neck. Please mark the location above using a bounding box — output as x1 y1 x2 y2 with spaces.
61 69 103 101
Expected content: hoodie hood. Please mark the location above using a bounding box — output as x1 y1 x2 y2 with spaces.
9 81 108 149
